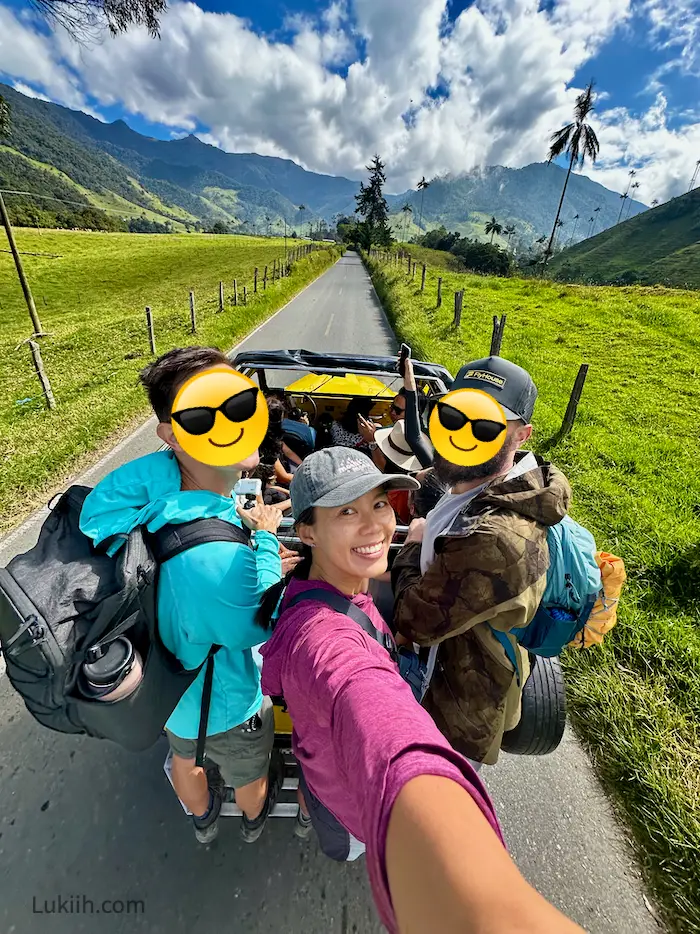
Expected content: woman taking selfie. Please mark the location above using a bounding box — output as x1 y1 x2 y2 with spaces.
257 447 583 934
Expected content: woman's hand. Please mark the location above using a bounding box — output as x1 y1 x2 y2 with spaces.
237 497 283 535
403 355 417 392
357 415 377 444
279 543 303 574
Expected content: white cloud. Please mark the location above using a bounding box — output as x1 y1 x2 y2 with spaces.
0 0 697 202
586 92 700 202
643 0 700 77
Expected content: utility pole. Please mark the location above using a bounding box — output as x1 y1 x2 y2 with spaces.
0 191 46 337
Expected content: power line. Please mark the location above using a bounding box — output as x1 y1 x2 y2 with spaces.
0 188 161 218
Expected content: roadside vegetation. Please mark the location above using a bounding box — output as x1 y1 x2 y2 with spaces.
0 229 341 530
365 251 700 934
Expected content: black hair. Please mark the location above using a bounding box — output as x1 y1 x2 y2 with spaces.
396 386 429 416
255 507 315 631
340 397 374 432
139 346 230 422
411 468 449 518
258 397 286 465
315 413 334 450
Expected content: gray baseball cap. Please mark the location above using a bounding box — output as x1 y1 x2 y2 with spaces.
450 356 537 422
289 447 420 521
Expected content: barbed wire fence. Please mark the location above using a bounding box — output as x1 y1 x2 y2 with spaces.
367 248 589 442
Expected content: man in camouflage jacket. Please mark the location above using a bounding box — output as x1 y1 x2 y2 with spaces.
391 357 571 765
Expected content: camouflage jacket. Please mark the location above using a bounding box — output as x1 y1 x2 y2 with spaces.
391 452 571 764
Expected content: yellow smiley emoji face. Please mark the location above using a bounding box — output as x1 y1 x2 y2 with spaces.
170 366 268 467
429 388 508 467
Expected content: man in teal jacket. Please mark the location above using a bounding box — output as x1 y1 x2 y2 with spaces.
80 346 290 845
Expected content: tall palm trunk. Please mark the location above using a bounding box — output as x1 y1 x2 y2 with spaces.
490 229 495 243
419 190 425 230
543 153 574 271
568 216 579 246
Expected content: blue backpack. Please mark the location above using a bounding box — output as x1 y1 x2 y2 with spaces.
489 515 602 683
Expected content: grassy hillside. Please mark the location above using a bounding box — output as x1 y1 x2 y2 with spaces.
365 252 700 934
0 231 341 529
550 187 700 288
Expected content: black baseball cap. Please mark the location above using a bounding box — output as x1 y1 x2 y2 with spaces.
450 356 537 423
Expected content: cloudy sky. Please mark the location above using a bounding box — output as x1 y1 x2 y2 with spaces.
0 0 698 201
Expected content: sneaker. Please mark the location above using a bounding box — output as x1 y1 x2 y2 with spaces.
192 787 222 844
240 758 281 844
294 807 313 840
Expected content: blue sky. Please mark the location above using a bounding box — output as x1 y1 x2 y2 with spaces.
0 0 698 200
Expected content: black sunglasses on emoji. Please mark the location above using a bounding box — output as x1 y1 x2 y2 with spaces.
433 400 506 443
171 387 259 436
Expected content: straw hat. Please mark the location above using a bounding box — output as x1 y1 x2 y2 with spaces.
374 419 423 472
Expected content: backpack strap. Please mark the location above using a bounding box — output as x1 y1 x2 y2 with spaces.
148 517 252 769
285 588 398 661
149 517 251 563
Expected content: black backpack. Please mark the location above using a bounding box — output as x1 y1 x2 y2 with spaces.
0 485 251 762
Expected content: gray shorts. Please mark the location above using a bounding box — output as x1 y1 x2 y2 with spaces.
166 696 274 789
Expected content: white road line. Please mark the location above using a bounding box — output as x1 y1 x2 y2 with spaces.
324 313 335 337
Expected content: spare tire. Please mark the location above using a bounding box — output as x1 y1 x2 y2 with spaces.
500 654 567 756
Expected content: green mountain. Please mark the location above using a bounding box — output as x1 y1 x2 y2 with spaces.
0 82 357 232
387 163 647 248
548 187 700 289
0 82 647 247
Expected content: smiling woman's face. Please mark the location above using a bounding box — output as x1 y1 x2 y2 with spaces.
298 487 397 593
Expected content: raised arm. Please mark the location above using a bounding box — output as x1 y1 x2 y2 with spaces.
402 356 434 468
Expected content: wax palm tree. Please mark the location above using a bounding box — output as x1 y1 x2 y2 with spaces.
553 218 565 249
484 216 503 243
543 81 600 270
417 177 430 230
688 160 700 193
590 206 601 236
624 181 641 221
650 198 659 209
616 170 636 224
401 202 413 241
587 216 595 238
504 224 516 250
297 204 306 234
568 213 580 246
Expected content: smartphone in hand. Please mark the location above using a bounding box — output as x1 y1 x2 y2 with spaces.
398 343 411 378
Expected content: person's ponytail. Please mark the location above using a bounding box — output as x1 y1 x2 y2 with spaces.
255 507 315 631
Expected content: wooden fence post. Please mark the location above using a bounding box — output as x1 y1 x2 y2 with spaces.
453 290 464 327
218 281 224 313
145 306 156 354
263 266 268 289
233 279 238 306
421 263 426 291
28 339 56 409
412 263 416 280
407 255 411 274
437 277 442 307
490 314 507 356
254 267 258 293
189 290 196 334
243 285 248 305
559 364 589 438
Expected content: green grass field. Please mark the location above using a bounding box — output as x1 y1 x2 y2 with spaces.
0 230 341 530
366 251 700 933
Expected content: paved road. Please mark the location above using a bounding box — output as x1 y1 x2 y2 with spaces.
0 253 659 934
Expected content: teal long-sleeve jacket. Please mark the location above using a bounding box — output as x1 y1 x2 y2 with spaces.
80 449 282 739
